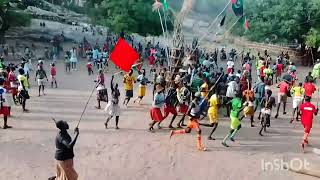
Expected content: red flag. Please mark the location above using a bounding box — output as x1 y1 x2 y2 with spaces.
245 18 249 30
231 0 237 4
110 38 139 72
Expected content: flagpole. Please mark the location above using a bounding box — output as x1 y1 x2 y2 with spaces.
163 6 171 70
225 16 243 34
190 0 232 55
157 8 171 70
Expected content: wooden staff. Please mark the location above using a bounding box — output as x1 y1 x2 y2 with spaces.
317 88 320 109
112 62 144 76
200 73 223 104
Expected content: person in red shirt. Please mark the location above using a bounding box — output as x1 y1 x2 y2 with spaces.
50 63 57 88
86 62 93 76
148 54 156 75
303 79 316 98
275 80 290 118
299 96 318 152
260 62 266 79
8 67 18 104
275 63 283 83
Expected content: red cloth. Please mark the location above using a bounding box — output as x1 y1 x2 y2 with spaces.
304 126 311 133
11 88 17 96
150 108 164 122
276 64 283 75
86 63 93 70
227 68 232 74
303 83 316 97
110 38 139 72
148 56 155 66
178 104 189 114
260 66 266 77
0 106 10 116
245 18 249 30
300 102 316 128
51 67 57 76
164 104 177 118
279 81 289 93
8 72 16 82
4 80 10 90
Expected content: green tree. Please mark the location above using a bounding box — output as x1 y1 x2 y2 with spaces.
0 0 31 42
90 0 173 36
306 28 320 48
230 0 320 45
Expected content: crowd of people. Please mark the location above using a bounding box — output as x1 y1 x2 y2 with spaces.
1 36 320 180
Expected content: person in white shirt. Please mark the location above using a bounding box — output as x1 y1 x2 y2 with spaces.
226 76 239 115
226 77 238 98
227 58 235 74
0 78 11 129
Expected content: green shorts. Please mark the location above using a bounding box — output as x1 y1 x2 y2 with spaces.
230 116 241 130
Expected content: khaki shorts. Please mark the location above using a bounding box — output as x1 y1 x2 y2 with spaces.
37 79 46 86
277 93 287 104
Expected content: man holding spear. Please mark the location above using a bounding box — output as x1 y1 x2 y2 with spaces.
49 119 79 180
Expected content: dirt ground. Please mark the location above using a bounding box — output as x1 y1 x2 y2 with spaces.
0 53 320 180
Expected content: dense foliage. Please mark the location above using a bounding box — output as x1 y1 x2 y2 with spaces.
231 0 320 46
0 0 31 39
89 0 173 37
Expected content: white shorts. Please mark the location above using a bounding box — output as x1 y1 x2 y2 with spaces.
10 82 18 88
51 75 56 81
292 97 303 109
37 79 46 86
277 93 287 104
104 101 121 116
261 108 271 115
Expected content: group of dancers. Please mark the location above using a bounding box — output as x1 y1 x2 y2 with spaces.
107 49 320 152
1 41 320 179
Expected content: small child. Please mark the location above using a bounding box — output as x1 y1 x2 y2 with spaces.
64 55 71 72
50 63 57 88
86 62 93 75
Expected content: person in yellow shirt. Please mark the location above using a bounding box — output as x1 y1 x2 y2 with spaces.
290 82 304 123
200 90 219 140
200 78 209 99
17 68 30 112
199 77 209 118
123 69 136 106
240 88 255 127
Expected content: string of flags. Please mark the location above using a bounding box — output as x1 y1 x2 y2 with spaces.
220 0 249 30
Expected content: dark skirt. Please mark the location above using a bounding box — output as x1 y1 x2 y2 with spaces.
97 89 108 102
125 90 133 98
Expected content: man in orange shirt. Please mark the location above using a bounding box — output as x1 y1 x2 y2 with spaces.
275 80 290 118
303 79 316 98
170 92 206 151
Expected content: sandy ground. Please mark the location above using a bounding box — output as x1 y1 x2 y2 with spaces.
0 56 320 180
